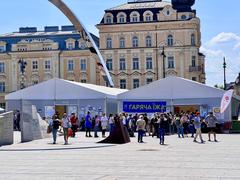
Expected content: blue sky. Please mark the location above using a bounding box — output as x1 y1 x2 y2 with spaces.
0 0 239 86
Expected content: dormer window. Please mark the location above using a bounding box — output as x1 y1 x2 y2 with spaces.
105 13 113 24
0 46 5 53
144 11 153 22
130 12 140 22
117 12 126 23
67 42 74 50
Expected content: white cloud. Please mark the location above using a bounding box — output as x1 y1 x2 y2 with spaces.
206 32 240 46
234 42 240 50
200 46 225 58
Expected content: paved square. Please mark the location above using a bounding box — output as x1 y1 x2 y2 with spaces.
0 132 240 180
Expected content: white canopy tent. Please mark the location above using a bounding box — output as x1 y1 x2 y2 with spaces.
6 78 127 100
118 76 225 100
118 76 240 123
5 78 128 117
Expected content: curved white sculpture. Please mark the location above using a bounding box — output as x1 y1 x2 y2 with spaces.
49 0 114 87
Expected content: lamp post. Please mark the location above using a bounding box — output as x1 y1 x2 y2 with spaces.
223 57 227 90
161 46 166 78
18 58 27 89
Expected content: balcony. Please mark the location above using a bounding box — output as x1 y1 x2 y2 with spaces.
189 66 201 72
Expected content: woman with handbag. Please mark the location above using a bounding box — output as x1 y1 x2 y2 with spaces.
62 113 71 145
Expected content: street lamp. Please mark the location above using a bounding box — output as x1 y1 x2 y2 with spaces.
18 58 27 89
223 57 226 90
161 46 166 78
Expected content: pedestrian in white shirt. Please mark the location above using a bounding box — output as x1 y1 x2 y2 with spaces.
101 113 108 138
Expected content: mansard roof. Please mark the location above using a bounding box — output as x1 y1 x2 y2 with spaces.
107 1 170 11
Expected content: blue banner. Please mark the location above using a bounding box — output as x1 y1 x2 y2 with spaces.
123 101 167 113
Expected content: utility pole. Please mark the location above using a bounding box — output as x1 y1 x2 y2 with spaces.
223 57 227 90
161 46 166 78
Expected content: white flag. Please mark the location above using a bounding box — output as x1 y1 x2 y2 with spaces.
220 90 234 114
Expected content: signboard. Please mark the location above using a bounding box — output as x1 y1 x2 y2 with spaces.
213 107 224 120
45 106 55 119
123 101 167 113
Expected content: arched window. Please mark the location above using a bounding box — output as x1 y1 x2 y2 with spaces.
106 37 112 48
167 35 173 46
144 11 153 22
132 36 139 47
105 14 113 24
117 13 126 23
119 37 125 48
191 34 196 46
130 12 140 22
145 36 152 47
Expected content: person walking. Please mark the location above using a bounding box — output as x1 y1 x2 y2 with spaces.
70 113 78 137
85 111 92 137
51 115 60 144
108 114 115 134
205 112 218 142
101 113 108 138
136 115 146 143
175 114 184 138
193 112 204 143
94 115 100 138
61 113 71 145
159 114 168 145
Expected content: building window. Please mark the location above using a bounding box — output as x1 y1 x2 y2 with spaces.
67 42 74 50
106 15 113 24
146 57 153 70
131 13 139 22
45 60 51 70
146 78 153 84
192 56 196 67
119 37 125 48
32 80 38 85
119 58 126 70
132 36 139 47
167 35 173 46
181 15 187 20
145 13 152 22
191 34 196 46
32 61 38 70
168 57 175 68
120 79 126 89
106 37 112 49
81 79 87 83
118 14 125 23
68 60 74 71
0 62 5 73
0 103 5 109
80 42 86 49
192 77 197 81
133 79 140 89
146 36 152 47
106 59 113 71
0 46 5 52
80 59 87 71
0 82 5 93
133 58 139 70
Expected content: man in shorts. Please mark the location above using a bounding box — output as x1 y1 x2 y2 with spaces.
205 112 218 142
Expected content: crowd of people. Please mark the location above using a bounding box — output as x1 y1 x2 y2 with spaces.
48 110 219 145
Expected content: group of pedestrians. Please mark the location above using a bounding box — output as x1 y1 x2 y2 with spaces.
48 110 219 146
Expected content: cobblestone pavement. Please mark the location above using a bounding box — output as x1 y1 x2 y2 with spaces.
0 132 240 180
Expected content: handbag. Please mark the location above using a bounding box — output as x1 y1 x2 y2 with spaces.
47 125 52 134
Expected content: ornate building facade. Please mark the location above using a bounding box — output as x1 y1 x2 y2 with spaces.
0 26 102 108
97 0 206 89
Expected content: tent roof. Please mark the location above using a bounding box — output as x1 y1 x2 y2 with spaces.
118 76 225 100
5 78 128 100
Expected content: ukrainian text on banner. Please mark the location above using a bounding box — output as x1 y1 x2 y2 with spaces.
220 90 234 114
123 101 167 113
